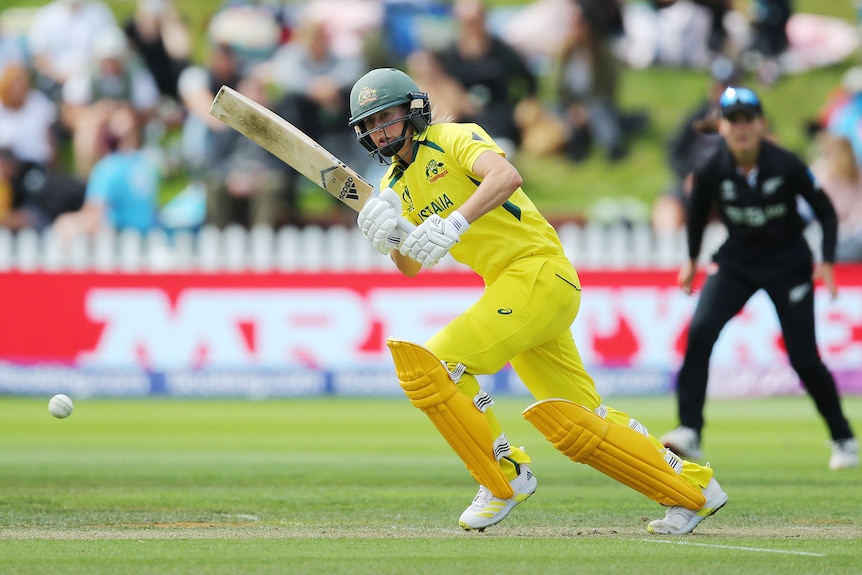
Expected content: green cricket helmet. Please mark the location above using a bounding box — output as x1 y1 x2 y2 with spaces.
348 68 430 161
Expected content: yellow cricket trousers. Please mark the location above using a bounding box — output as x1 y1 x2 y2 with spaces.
424 255 711 489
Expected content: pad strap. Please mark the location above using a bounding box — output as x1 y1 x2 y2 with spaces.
523 398 705 510
387 338 514 499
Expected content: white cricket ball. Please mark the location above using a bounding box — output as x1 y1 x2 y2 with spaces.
48 394 74 419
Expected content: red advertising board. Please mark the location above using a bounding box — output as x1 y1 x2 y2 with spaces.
1 267 860 397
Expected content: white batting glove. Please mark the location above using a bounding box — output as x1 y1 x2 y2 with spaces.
357 187 404 255
400 211 470 267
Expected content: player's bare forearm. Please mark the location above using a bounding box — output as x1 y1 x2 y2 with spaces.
459 151 523 223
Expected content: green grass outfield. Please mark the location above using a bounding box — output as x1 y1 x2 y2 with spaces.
1 394 859 575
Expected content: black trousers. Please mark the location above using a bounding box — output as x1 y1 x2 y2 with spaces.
675 263 854 442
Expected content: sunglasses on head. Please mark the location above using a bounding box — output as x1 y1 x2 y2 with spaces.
719 87 761 109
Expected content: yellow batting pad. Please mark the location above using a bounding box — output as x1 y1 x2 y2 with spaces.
523 398 705 510
387 338 514 500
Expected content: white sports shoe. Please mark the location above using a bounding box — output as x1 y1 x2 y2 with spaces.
660 426 703 460
458 463 537 531
647 476 728 535
829 438 859 471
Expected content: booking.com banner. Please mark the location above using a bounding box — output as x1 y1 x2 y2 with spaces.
1 267 861 398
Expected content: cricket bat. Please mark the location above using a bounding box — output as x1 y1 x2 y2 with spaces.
209 85 413 232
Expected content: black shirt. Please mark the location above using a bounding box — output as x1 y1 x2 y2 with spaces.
688 139 837 274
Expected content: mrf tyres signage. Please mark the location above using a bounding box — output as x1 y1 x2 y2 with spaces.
1 269 860 397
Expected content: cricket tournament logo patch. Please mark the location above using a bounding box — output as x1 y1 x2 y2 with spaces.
403 187 415 213
720 179 737 202
425 159 448 183
356 86 378 108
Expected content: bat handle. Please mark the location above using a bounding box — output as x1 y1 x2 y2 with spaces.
396 217 415 234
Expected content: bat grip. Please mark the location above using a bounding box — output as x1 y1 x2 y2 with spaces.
396 217 415 234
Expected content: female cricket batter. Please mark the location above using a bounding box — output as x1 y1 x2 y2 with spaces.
349 67 727 534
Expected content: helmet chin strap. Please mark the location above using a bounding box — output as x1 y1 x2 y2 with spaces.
377 121 412 159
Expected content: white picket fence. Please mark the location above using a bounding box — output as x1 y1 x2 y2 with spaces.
0 222 745 273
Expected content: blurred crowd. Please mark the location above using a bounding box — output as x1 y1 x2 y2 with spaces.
0 0 860 262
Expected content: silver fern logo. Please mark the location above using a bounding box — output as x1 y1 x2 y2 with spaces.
762 177 784 196
789 282 810 305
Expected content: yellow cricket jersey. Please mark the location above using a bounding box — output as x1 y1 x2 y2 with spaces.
381 123 567 283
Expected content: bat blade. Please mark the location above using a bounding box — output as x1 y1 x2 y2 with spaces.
209 85 373 213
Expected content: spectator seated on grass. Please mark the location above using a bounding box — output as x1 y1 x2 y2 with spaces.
438 0 539 158
61 25 160 178
0 63 59 168
651 58 736 233
0 147 85 232
123 0 191 104
27 0 117 103
809 133 862 262
199 75 297 230
554 0 647 163
261 10 367 224
53 104 159 240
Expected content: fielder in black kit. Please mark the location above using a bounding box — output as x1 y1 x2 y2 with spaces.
660 86 859 471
